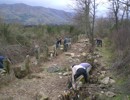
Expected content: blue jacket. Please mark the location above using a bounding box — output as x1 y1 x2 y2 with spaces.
0 56 5 68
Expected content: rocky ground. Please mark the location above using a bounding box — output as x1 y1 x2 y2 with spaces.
0 39 119 100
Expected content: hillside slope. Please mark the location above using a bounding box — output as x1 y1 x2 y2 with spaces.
0 38 127 100
0 3 74 25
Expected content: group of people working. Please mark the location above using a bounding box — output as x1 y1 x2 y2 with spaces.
56 37 71 52
0 39 91 90
56 37 92 90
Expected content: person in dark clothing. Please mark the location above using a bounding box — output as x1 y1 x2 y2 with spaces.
0 56 11 69
0 56 5 69
56 38 62 49
63 38 68 51
0 56 12 74
96 39 102 47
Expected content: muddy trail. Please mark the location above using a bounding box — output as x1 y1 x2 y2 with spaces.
0 39 117 100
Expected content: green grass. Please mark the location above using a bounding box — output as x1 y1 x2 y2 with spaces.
97 38 130 100
112 94 130 100
97 38 114 67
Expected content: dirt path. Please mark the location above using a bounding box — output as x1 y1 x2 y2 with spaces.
0 41 87 100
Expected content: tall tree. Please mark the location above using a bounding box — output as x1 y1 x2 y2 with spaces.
109 0 120 30
74 0 97 52
109 0 130 29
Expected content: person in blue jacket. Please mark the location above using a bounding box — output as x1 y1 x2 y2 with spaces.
0 56 11 68
0 56 6 69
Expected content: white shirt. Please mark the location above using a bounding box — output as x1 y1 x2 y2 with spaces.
72 65 85 75
71 63 92 89
79 63 91 69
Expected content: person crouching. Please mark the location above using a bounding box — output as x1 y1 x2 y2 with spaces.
71 63 92 90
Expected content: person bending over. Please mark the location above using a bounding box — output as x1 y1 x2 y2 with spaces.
71 62 92 89
79 63 92 77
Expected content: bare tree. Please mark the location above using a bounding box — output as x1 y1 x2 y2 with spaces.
119 0 130 20
95 17 112 37
107 0 130 77
109 0 120 30
108 0 130 29
74 0 97 52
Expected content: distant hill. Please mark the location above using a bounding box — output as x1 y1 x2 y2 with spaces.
0 3 74 25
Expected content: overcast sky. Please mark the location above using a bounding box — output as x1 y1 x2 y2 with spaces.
0 0 109 16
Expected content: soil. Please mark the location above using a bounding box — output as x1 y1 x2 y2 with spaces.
0 39 118 100
0 41 88 100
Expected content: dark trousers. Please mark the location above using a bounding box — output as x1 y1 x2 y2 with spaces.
74 68 88 83
64 44 68 52
96 40 102 47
